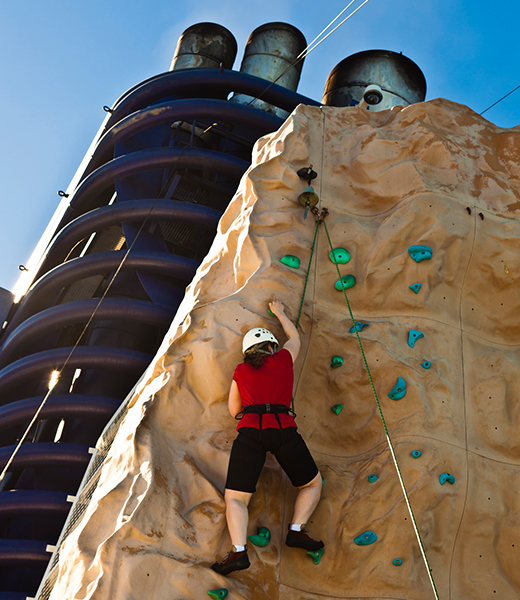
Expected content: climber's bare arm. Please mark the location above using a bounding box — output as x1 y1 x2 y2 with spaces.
228 380 242 418
269 300 300 362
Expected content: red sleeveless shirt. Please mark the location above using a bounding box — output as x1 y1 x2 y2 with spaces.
233 349 297 430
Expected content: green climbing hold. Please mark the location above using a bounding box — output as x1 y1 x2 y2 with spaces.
412 450 422 458
307 547 324 565
421 360 431 369
409 283 422 294
335 275 356 291
368 474 378 483
331 404 343 415
321 474 325 485
330 356 343 368
354 531 377 546
248 526 271 547
388 377 406 400
207 589 228 600
329 248 351 265
408 245 433 263
439 473 455 485
393 558 403 566
349 322 369 333
408 330 424 348
280 255 301 269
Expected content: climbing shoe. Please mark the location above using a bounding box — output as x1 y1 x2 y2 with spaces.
211 548 250 576
286 527 324 552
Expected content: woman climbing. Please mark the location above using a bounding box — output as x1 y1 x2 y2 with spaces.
212 300 323 576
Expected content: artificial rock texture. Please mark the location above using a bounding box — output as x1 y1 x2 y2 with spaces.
49 99 520 600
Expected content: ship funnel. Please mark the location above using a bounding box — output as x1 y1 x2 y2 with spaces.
231 22 307 118
170 23 237 71
322 50 426 111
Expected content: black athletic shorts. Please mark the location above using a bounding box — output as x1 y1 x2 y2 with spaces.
225 427 319 493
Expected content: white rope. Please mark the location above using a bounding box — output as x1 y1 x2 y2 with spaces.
248 0 373 106
383 431 440 600
0 146 190 485
302 0 373 58
298 0 359 59
0 387 54 485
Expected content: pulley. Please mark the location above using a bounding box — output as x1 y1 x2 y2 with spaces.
297 165 317 184
297 164 319 219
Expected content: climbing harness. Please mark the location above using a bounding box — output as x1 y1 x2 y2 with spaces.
235 403 296 429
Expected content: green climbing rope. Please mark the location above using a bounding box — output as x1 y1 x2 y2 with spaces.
290 218 321 414
322 220 440 600
295 219 321 330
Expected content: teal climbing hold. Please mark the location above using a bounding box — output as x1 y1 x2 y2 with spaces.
207 590 228 600
421 361 431 369
408 329 424 348
440 473 455 485
335 275 356 291
368 474 378 483
329 248 351 265
388 377 406 400
354 531 377 546
321 474 325 485
409 283 422 294
412 450 422 458
408 245 433 263
248 526 271 547
349 322 369 333
330 356 343 368
307 547 324 565
331 404 343 415
393 558 403 566
280 255 301 269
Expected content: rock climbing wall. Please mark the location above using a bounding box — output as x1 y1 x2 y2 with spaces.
48 99 520 600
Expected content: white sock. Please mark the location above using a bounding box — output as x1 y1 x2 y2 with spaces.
233 544 246 552
289 524 303 531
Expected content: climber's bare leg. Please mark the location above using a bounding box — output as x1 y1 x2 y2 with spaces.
225 489 252 547
291 472 322 525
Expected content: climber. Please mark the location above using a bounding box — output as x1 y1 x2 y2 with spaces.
211 300 323 576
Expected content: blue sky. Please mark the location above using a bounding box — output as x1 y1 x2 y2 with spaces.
1 0 518 293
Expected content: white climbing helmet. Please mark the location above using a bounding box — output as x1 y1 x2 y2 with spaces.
242 328 279 354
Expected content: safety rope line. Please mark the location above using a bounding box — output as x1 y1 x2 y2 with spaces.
290 217 321 415
480 83 520 115
246 0 372 110
295 220 321 331
322 219 440 600
303 0 359 55
0 145 190 487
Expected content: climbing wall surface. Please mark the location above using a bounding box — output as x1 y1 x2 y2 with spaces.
48 99 520 600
